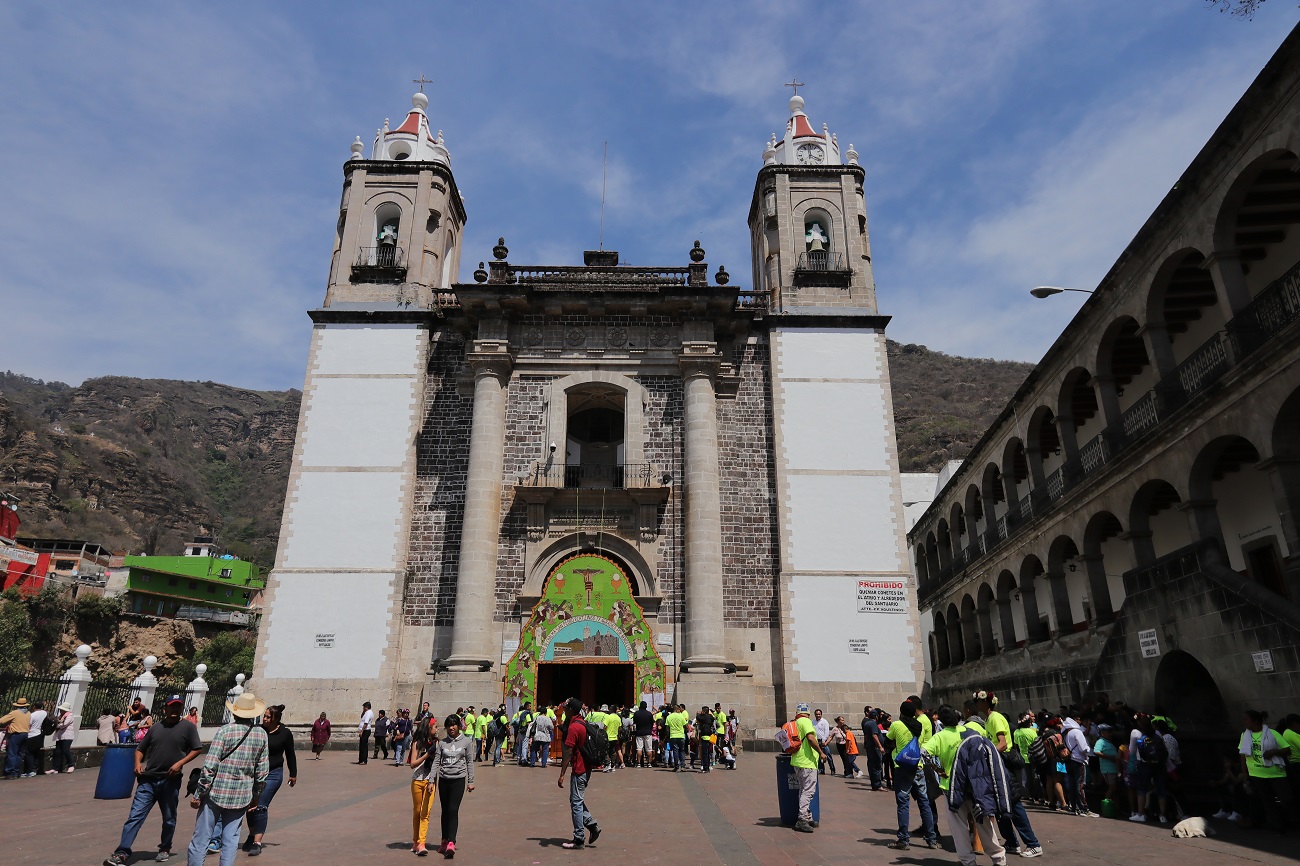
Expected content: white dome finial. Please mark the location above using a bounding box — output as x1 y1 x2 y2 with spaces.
789 94 805 114
350 136 365 160
412 91 429 112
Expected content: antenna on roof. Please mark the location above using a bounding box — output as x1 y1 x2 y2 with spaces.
599 141 608 251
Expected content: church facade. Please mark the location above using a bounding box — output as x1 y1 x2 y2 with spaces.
252 91 924 733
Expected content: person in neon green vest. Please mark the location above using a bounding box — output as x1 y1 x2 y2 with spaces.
1239 709 1294 832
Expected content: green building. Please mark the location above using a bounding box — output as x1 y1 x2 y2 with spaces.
124 554 266 624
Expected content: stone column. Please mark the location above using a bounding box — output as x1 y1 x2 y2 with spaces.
1180 499 1226 551
1093 375 1122 430
1057 413 1080 462
223 673 246 724
1124 530 1157 567
977 605 996 656
186 664 209 724
1138 323 1177 379
56 645 93 729
1080 554 1115 625
946 618 966 665
1204 250 1253 320
1260 458 1300 599
679 345 729 672
446 341 512 670
996 597 1017 650
1021 581 1048 643
131 656 159 709
1045 571 1074 635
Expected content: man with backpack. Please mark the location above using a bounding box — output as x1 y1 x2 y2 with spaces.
785 703 821 833
947 705 1012 866
557 697 603 850
515 703 536 766
694 706 716 773
886 700 938 851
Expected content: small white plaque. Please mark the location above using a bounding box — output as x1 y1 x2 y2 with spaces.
1252 650 1274 673
1138 629 1160 659
315 633 335 649
848 639 870 654
656 633 674 646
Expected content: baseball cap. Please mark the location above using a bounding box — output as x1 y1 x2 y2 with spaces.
165 694 184 706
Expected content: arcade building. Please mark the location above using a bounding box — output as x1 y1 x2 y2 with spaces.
252 89 926 734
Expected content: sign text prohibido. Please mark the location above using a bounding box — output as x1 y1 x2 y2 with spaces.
856 580 908 615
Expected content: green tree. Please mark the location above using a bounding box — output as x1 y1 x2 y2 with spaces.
171 630 257 692
0 591 33 673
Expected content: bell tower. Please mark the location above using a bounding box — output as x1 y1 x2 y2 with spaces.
753 91 925 716
252 88 467 722
749 93 875 314
327 90 467 303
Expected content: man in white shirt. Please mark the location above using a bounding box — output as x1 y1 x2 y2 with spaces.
358 702 373 765
813 709 835 775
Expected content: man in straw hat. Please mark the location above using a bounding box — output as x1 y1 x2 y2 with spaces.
102 695 203 865
184 691 269 866
1 697 32 779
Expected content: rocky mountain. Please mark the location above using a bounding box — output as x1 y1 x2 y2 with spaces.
0 374 300 565
886 342 1033 473
0 344 1030 562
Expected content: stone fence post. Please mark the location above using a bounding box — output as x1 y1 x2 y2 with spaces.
186 663 209 720
132 655 159 709
222 673 246 724
56 644 93 733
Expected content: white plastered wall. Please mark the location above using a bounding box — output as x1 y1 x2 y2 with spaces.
258 324 425 685
771 327 922 687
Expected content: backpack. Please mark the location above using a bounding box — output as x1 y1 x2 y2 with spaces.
40 713 58 737
1139 734 1167 766
778 720 804 755
579 720 610 769
697 715 715 737
1028 732 1051 767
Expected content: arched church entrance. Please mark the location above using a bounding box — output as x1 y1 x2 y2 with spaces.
504 553 666 713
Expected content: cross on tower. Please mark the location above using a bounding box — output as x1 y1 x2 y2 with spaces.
412 74 433 92
784 78 805 96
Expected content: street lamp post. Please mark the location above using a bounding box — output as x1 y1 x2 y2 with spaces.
1030 286 1095 299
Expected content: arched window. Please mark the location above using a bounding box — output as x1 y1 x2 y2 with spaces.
373 203 402 267
804 208 833 268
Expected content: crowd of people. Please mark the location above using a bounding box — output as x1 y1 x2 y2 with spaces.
780 688 1300 860
7 683 1300 862
345 697 743 854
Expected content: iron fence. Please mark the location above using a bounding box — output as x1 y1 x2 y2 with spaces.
79 680 142 729
0 674 64 716
202 690 229 726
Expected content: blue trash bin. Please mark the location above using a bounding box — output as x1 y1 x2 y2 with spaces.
776 754 820 825
95 743 137 800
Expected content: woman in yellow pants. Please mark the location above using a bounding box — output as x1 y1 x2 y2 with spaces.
409 717 438 855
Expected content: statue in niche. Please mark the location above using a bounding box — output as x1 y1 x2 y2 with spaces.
805 221 828 252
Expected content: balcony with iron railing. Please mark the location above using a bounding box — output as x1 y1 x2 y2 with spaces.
915 256 1300 606
793 251 851 286
519 463 661 491
351 245 407 282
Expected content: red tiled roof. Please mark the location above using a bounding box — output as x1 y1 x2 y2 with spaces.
790 113 821 139
390 109 436 139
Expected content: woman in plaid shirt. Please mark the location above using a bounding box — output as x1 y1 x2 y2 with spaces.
185 693 270 866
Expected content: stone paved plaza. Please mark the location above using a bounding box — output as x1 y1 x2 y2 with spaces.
6 750 1297 865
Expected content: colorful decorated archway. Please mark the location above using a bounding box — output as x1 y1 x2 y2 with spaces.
504 553 666 707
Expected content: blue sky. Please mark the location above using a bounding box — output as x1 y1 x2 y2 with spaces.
1 2 1295 391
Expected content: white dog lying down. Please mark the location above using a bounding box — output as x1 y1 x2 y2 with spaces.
1172 817 1216 838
